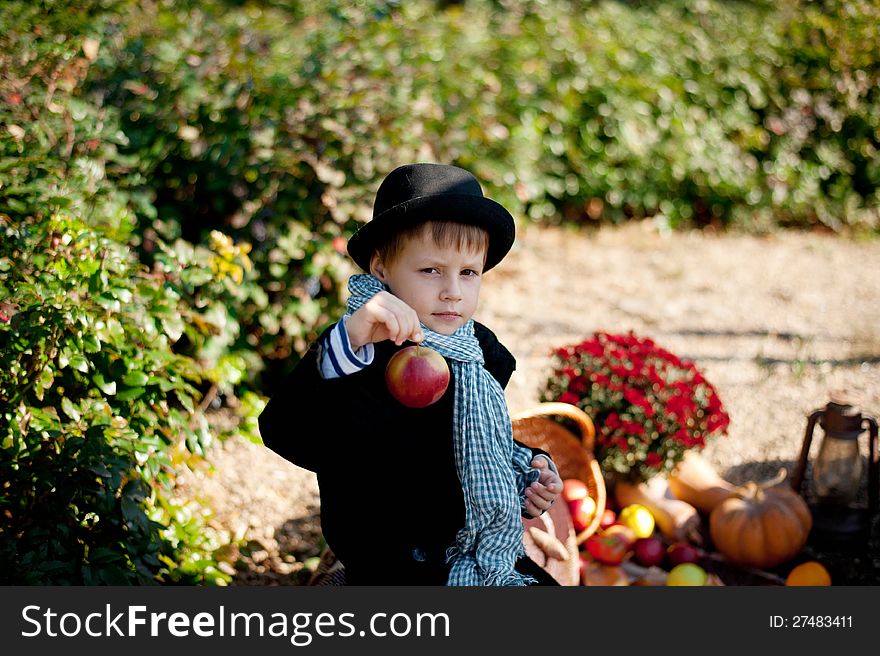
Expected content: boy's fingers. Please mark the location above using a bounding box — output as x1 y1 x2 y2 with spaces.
525 490 551 515
527 485 550 503
531 481 557 503
376 308 400 344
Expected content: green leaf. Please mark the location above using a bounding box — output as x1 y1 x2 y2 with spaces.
36 367 54 399
176 390 195 414
70 353 90 373
123 371 150 387
157 377 175 392
112 287 133 303
116 386 145 401
87 463 111 478
95 294 120 311
82 334 101 353
89 547 123 565
60 396 81 422
93 373 117 395
161 315 184 341
29 406 61 432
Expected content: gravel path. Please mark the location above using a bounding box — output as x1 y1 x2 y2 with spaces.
176 222 880 584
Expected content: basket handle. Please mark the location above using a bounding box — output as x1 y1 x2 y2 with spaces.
511 402 596 453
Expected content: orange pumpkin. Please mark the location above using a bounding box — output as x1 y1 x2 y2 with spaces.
709 471 812 569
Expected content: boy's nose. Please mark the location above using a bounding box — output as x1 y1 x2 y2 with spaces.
440 277 462 301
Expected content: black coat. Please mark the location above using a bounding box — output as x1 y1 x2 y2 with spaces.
258 320 557 585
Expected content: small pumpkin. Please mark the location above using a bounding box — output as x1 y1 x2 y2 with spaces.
709 470 812 569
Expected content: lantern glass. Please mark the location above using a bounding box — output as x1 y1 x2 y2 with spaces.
812 433 862 506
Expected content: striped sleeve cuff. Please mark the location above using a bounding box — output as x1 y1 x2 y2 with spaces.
318 316 375 379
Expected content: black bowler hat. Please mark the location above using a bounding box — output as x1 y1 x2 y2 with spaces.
347 163 515 272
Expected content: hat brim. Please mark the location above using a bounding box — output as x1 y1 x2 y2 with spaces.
347 193 515 273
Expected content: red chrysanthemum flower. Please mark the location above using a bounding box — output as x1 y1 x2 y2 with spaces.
540 331 730 482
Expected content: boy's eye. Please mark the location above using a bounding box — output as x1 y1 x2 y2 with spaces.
420 267 439 274
461 269 479 277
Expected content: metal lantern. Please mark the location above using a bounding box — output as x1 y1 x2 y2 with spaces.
792 391 878 540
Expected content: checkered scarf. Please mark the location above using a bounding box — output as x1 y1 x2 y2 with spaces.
346 274 538 586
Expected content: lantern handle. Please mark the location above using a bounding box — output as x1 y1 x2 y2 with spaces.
866 416 878 518
792 409 823 496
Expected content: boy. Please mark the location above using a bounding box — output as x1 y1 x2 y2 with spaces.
259 163 561 585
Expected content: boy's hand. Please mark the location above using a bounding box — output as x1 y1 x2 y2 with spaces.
346 291 424 350
524 456 562 518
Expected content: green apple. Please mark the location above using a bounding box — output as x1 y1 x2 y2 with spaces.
666 563 708 586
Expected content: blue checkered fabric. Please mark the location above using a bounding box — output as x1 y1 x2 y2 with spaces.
346 274 539 586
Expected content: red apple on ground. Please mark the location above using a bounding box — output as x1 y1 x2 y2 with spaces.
584 532 629 566
562 478 589 502
632 536 666 568
666 542 701 567
384 345 450 408
602 522 637 549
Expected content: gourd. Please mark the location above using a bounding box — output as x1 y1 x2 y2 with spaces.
614 475 702 544
667 451 737 514
580 559 629 586
709 470 812 569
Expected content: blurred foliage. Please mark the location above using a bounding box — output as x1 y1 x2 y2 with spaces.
84 0 880 386
1 0 878 583
764 0 880 231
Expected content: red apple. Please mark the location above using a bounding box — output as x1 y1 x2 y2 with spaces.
666 542 701 567
384 345 450 408
632 536 665 568
598 508 617 530
584 532 629 566
602 523 636 549
562 478 589 502
568 496 597 533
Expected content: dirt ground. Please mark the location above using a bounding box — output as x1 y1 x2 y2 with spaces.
175 221 880 585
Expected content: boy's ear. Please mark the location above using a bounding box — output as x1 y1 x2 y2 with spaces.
369 253 386 281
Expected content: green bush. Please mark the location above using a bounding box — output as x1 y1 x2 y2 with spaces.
96 0 879 249
0 213 230 584
0 2 229 584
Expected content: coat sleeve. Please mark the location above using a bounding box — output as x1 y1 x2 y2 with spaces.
258 325 367 475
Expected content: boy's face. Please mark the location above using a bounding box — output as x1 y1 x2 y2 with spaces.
371 230 486 335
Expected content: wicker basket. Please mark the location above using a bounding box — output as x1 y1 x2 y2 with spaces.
512 402 607 544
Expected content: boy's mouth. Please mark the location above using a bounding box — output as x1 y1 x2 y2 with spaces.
432 312 461 320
